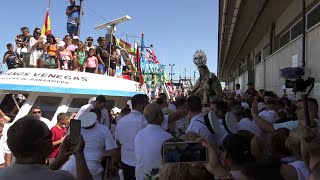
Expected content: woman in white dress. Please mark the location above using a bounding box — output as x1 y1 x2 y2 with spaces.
29 28 45 68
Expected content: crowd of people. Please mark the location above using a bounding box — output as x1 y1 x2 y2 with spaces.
1 1 320 178
0 81 320 180
2 0 134 79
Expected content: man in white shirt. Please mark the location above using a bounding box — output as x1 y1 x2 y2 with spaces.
75 95 110 128
231 105 262 137
30 106 53 129
186 96 212 139
159 93 177 112
115 94 149 180
134 103 172 180
116 94 186 179
235 84 244 97
62 112 118 180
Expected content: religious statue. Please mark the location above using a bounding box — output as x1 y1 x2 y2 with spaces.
191 50 222 105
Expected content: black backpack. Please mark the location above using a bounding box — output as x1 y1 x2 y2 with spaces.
196 115 215 135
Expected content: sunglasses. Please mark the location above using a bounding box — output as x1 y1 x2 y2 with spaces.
87 39 93 41
35 32 41 35
32 111 41 114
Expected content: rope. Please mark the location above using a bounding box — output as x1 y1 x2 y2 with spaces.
83 4 108 21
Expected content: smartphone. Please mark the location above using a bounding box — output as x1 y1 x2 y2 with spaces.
70 119 81 145
162 141 208 163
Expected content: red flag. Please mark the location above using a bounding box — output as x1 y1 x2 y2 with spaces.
136 47 144 86
41 7 51 35
170 81 174 91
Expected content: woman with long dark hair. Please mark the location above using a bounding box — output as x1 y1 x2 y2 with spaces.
29 28 45 68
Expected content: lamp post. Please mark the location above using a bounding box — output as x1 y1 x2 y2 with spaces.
169 64 175 83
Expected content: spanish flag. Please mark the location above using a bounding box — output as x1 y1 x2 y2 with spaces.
41 7 52 35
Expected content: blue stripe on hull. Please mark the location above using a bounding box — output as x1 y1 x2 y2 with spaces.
0 84 142 97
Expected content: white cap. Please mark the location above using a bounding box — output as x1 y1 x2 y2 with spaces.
73 36 79 40
258 102 266 112
58 41 65 47
78 112 97 128
241 102 249 109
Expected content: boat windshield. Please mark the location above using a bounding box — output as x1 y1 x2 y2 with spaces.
29 96 63 120
0 94 28 122
66 98 89 113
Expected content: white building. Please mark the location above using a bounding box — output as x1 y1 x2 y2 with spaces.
218 0 320 102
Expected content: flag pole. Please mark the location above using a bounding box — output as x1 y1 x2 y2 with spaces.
77 0 84 37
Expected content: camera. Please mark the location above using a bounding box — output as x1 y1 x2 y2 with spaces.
285 77 315 92
281 67 315 93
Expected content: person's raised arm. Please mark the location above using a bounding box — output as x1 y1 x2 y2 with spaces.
198 138 232 178
66 6 76 16
48 136 74 170
52 136 65 146
251 101 275 133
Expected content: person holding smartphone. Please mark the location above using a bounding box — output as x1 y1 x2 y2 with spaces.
3 43 17 70
62 112 118 180
0 115 93 180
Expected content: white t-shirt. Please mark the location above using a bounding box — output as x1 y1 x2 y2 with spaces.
167 103 177 112
186 113 212 139
216 119 229 145
236 89 245 97
134 124 173 180
289 161 310 180
237 118 262 137
274 120 299 130
115 110 169 166
0 136 5 165
81 123 117 161
61 123 117 177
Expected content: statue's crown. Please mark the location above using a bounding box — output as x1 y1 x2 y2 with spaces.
193 50 207 66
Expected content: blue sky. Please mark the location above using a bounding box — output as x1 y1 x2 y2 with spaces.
0 0 219 80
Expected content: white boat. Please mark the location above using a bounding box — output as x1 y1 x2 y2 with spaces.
0 68 144 126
